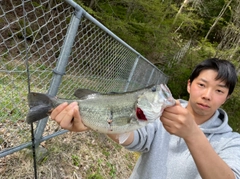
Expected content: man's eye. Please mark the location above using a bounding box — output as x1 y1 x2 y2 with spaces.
217 90 224 93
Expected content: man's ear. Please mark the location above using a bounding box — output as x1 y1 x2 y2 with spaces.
187 79 191 93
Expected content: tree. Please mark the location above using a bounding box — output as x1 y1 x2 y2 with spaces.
173 0 190 24
204 0 233 41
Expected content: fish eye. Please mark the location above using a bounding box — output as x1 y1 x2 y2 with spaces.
151 86 156 92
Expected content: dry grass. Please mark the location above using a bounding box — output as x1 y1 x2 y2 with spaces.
0 129 137 179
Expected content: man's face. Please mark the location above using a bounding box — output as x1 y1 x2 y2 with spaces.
187 69 229 124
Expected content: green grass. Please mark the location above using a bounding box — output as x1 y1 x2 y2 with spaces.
72 154 81 167
87 173 105 179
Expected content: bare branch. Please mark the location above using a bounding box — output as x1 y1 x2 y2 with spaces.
204 0 233 40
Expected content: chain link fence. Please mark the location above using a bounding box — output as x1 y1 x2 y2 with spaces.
0 0 73 157
0 0 168 177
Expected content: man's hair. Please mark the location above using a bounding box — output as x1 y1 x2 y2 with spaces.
189 58 238 95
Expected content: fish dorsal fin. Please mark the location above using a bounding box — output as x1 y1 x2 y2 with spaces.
74 84 156 99
74 89 100 99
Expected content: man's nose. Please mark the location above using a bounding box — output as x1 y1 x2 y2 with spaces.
202 89 212 100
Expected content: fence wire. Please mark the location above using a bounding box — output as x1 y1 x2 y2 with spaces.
0 0 73 157
0 0 167 167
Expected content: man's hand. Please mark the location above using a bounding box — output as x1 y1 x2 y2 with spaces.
160 100 200 140
50 102 89 132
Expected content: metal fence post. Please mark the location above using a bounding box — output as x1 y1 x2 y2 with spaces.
124 56 140 92
34 9 83 147
146 68 155 86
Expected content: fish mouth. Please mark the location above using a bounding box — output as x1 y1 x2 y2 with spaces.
136 107 147 121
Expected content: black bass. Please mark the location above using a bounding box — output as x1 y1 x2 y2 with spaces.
26 84 175 134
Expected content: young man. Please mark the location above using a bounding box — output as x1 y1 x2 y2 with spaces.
50 58 240 179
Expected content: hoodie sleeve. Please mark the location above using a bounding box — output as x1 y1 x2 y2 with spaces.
218 133 240 179
124 120 161 153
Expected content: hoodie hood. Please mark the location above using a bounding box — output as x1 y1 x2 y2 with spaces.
179 99 233 134
200 108 232 134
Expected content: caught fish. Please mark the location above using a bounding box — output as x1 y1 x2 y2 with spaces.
26 84 175 134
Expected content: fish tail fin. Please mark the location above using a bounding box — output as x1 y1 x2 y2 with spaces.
26 92 55 124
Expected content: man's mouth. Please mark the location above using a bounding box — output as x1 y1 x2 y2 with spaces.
197 103 210 109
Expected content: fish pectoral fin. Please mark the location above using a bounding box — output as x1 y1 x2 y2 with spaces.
118 133 131 144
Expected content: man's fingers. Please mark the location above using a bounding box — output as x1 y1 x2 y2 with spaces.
163 100 181 113
175 100 181 105
50 102 68 120
51 102 77 123
73 105 80 119
59 112 74 129
58 108 74 124
59 105 79 127
72 106 89 131
160 115 173 126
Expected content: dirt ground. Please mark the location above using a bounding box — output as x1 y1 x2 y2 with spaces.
0 130 137 179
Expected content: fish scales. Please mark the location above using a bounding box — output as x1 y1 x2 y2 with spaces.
72 90 144 133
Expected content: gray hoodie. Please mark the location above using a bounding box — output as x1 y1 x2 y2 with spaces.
125 100 240 179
